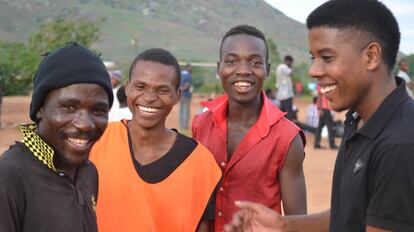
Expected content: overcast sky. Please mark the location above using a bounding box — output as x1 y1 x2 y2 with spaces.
263 0 414 55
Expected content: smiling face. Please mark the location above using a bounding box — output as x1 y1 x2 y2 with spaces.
37 83 109 171
126 60 180 130
308 27 374 113
218 34 269 105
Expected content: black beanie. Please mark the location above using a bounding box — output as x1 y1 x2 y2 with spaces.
30 42 114 122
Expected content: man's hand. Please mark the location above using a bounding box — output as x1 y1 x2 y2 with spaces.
223 201 286 232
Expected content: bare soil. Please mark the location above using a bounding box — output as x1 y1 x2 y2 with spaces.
0 94 345 214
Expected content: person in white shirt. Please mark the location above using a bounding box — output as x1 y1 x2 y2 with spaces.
108 85 132 122
276 55 295 119
397 59 414 98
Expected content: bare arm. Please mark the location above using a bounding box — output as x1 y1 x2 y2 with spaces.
280 134 307 215
223 201 330 232
197 220 209 232
366 225 392 232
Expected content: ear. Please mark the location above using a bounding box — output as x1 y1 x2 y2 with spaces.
364 42 382 71
125 80 130 96
265 63 271 79
175 88 182 104
36 109 43 121
216 61 221 79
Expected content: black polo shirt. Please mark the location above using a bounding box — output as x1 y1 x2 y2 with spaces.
330 77 414 231
0 125 98 232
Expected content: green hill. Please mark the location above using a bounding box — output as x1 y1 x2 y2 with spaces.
0 0 309 64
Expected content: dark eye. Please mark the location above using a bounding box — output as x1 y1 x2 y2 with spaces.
224 59 236 65
322 56 334 62
93 107 108 116
63 104 76 112
158 88 170 94
250 60 262 67
135 85 144 90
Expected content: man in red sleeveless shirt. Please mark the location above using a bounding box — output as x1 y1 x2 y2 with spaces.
192 25 307 231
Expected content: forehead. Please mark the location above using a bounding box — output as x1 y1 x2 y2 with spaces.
308 27 365 53
131 60 177 85
45 83 108 104
221 34 267 58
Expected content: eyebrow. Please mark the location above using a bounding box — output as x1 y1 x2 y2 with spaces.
60 98 109 108
310 47 335 55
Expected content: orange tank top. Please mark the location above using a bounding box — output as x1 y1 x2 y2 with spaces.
89 122 221 232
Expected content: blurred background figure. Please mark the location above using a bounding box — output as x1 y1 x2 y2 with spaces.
265 88 281 108
276 55 295 120
295 80 303 96
109 70 123 110
397 58 414 98
314 84 338 150
109 85 132 122
179 63 193 130
0 81 3 128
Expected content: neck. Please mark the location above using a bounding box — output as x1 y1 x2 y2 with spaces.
127 121 171 146
355 73 396 122
228 94 262 124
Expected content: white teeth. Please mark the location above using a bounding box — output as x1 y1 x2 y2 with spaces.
234 81 251 87
138 105 160 113
68 138 89 147
320 85 337 94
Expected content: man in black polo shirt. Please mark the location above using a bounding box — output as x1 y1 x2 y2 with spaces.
0 43 113 232
223 0 414 231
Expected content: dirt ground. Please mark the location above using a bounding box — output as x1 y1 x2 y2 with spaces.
0 94 345 214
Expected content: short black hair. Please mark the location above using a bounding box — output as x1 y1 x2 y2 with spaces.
284 55 293 62
306 0 400 70
116 85 127 106
220 25 269 63
128 48 181 89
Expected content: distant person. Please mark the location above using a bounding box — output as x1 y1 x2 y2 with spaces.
90 48 221 232
108 85 132 121
295 80 303 96
314 84 337 149
306 96 319 129
224 0 414 231
0 83 3 128
192 25 306 232
0 43 113 232
276 55 295 119
397 58 414 98
109 70 122 110
179 63 193 129
265 88 281 107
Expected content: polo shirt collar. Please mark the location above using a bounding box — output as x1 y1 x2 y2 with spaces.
353 77 409 139
205 91 286 138
20 124 57 171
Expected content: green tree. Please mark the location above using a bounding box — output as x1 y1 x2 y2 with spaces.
0 19 100 96
0 41 38 95
264 38 281 90
29 18 99 54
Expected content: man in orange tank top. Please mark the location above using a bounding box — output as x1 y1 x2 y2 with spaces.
89 48 221 232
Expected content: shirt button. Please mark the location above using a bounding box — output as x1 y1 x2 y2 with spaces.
220 162 226 167
218 211 223 217
219 187 224 192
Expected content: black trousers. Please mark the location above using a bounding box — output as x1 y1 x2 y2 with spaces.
280 97 294 120
314 109 336 148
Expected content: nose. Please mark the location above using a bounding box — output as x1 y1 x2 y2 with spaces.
74 110 95 131
236 61 253 76
143 89 157 102
308 59 324 79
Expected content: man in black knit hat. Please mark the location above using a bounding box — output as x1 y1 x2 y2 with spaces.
0 42 113 232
